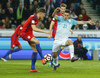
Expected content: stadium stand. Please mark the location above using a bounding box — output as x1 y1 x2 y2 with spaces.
0 0 99 30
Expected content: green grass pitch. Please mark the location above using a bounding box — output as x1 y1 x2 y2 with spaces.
0 60 100 78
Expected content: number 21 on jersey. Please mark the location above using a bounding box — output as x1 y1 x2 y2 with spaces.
63 24 67 28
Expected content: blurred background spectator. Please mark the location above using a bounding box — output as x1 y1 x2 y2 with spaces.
74 24 80 30
77 9 88 21
94 21 100 30
81 9 88 21
0 9 6 20
44 16 52 29
70 11 78 20
75 3 84 16
77 14 83 29
56 0 66 7
27 4 34 17
32 0 40 12
0 3 2 14
2 17 12 29
69 3 75 14
73 0 82 9
15 3 25 26
87 17 94 30
83 24 88 30
73 35 88 60
43 0 52 19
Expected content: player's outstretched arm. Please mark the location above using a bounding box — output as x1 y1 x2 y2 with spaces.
77 20 94 25
31 25 50 34
48 21 55 39
52 7 60 17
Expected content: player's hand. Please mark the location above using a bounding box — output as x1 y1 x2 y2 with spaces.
70 30 73 34
89 20 94 25
55 7 60 12
48 34 52 39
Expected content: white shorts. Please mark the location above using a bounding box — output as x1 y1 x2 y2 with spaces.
52 39 68 52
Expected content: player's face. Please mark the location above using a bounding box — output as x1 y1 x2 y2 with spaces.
40 13 46 19
21 21 25 25
60 7 66 14
78 36 82 41
64 13 70 20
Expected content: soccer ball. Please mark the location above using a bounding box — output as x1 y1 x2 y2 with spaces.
44 54 52 62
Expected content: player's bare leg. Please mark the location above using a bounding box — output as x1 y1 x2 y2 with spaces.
65 39 78 62
30 37 47 65
52 52 60 71
49 47 64 67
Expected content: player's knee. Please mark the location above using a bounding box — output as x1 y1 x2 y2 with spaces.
69 40 73 45
20 47 22 50
33 50 38 52
53 53 57 58
11 48 14 50
67 39 73 45
35 40 40 44
61 47 64 49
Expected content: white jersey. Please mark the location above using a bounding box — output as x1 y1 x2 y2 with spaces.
55 16 77 40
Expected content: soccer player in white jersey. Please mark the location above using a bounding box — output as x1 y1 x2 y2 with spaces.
49 3 73 67
48 9 94 71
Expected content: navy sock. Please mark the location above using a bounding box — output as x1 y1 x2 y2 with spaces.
58 48 63 56
36 44 44 59
12 48 21 53
2 49 13 58
31 52 37 70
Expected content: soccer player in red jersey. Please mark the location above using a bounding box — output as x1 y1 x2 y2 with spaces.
21 8 49 72
1 19 26 62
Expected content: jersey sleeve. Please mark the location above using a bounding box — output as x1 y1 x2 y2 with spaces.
52 18 56 22
72 19 78 25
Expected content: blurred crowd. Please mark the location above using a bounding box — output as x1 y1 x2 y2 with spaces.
87 0 100 13
0 0 99 30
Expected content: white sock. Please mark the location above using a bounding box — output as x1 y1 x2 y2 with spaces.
53 56 58 66
69 45 74 59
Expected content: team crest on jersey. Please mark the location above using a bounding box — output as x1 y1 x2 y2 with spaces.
28 36 30 39
20 27 22 30
13 45 15 47
52 18 55 20
32 20 35 24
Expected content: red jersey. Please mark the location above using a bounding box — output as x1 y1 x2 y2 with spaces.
11 24 23 48
11 24 23 38
22 14 40 34
52 12 64 39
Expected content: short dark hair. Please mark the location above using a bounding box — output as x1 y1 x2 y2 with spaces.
96 21 99 23
37 8 46 13
78 35 82 38
65 9 70 14
80 3 84 5
21 19 25 23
